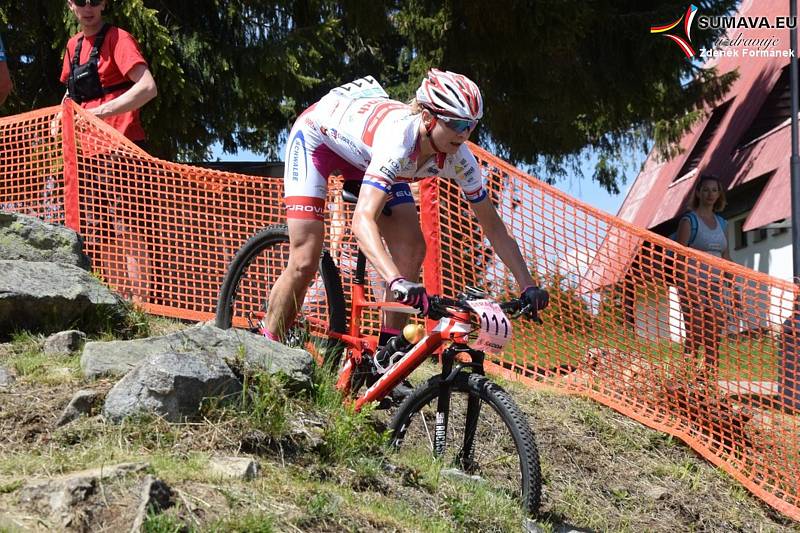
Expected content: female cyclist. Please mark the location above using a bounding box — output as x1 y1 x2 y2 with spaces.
263 69 548 347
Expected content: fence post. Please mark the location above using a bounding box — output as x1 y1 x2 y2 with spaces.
420 178 443 333
61 99 80 232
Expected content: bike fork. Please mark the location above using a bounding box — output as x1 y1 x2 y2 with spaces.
454 349 486 470
434 355 453 457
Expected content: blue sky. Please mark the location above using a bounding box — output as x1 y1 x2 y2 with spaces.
209 143 645 218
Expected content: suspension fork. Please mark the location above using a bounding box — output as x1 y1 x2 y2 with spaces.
434 347 455 457
433 346 486 459
459 349 485 469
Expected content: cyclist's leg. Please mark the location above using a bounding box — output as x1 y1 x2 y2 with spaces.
263 219 324 339
377 183 426 333
263 121 328 340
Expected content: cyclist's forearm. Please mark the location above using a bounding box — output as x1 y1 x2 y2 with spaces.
352 212 401 281
489 231 535 289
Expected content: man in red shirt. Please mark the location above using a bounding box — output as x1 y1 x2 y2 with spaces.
60 0 158 303
60 0 156 145
0 34 12 106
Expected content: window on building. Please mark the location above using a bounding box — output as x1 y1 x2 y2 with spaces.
738 66 791 147
734 219 748 250
674 100 734 181
751 227 768 243
772 224 789 237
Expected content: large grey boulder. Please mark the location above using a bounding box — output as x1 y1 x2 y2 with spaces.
0 260 128 339
0 212 91 270
102 351 241 422
82 323 314 389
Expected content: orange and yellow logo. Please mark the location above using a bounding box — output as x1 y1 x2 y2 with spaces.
651 5 699 58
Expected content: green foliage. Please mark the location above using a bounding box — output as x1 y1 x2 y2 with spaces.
142 511 193 533
0 480 23 494
207 512 276 533
238 371 291 441
2 1 738 190
307 362 388 466
318 401 386 466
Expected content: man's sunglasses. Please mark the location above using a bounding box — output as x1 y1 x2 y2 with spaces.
73 0 103 6
436 114 478 134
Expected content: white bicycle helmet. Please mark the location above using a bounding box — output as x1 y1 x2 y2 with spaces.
416 69 483 120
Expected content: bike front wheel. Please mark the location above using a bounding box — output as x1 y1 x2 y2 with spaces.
389 372 542 515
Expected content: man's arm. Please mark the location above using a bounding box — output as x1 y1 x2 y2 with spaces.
469 195 535 289
88 63 157 118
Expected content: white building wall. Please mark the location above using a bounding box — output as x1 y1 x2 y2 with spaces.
728 213 792 281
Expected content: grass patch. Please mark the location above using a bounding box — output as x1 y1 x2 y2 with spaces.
0 480 22 494
2 332 81 384
206 512 276 532
142 511 193 533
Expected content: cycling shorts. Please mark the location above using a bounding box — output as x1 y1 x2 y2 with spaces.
283 119 413 222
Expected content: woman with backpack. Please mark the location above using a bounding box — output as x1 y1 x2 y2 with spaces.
675 174 732 385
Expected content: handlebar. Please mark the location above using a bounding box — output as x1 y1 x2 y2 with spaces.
426 294 542 324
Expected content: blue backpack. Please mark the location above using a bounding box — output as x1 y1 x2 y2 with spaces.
664 211 727 284
670 211 727 247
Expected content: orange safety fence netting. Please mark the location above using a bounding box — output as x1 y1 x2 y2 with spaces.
1 100 799 521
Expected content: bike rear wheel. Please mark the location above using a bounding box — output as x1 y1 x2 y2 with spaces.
389 372 542 515
215 224 347 367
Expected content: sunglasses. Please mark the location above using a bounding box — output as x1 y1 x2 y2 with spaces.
436 114 478 134
72 0 103 6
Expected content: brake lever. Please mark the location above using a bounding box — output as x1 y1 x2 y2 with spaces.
518 302 543 325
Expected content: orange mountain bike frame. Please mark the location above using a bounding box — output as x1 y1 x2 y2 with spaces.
324 249 474 412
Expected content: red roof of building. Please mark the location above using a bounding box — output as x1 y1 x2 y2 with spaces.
618 0 792 232
583 0 793 291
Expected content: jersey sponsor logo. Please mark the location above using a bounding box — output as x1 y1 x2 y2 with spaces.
379 165 398 181
285 196 325 221
287 204 324 214
320 125 362 158
387 158 401 172
391 188 414 200
320 126 340 139
288 131 308 183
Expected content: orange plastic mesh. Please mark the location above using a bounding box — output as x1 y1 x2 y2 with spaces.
1 101 798 521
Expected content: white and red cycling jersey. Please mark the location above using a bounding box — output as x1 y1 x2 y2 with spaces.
284 77 487 221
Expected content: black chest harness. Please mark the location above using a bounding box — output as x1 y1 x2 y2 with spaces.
67 24 134 104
